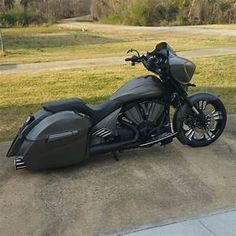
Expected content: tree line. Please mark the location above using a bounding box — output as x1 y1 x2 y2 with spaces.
0 0 91 26
0 0 235 27
91 0 236 25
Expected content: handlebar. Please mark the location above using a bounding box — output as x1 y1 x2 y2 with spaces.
125 52 168 76
125 55 145 63
125 57 133 62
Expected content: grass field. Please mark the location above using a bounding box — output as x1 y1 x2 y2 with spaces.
0 55 235 142
1 25 236 64
197 24 236 30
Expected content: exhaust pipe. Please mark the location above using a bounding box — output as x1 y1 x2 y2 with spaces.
14 157 27 170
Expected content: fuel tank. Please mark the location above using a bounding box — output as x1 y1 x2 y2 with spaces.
110 75 165 103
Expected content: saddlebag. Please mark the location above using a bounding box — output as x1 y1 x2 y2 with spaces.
7 110 91 170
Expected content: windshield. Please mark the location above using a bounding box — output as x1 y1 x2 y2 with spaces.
151 42 176 57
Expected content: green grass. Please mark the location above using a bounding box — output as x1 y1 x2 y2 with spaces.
0 55 235 142
197 24 236 30
1 25 236 64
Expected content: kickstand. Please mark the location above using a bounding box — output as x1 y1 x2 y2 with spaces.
112 152 119 161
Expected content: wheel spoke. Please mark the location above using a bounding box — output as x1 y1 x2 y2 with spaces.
211 111 223 120
198 100 208 111
183 121 191 131
204 130 215 141
202 100 208 110
185 128 195 140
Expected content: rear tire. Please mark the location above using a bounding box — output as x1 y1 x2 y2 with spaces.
174 93 227 147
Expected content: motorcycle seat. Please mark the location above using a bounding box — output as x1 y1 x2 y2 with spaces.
43 98 118 124
44 98 95 116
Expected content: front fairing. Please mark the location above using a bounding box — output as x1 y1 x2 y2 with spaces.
151 42 177 57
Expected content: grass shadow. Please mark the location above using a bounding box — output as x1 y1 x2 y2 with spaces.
4 33 123 50
0 64 17 70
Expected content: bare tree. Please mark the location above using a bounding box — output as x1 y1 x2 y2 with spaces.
0 27 5 54
4 0 15 11
20 0 30 13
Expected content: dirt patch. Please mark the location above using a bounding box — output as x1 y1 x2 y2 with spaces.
59 22 236 37
1 47 236 75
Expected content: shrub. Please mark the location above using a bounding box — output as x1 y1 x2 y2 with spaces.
92 0 236 26
100 15 123 24
128 0 150 26
0 8 41 27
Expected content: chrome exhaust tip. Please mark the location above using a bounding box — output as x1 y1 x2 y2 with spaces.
14 157 26 170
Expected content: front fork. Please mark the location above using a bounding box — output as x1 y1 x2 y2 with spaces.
171 91 201 115
184 96 201 115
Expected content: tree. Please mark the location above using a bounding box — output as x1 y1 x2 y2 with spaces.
0 28 5 54
4 0 15 11
20 0 32 13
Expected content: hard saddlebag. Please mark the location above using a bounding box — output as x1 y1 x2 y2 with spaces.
8 110 91 170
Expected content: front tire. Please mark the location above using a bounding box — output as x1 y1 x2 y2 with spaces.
174 93 227 147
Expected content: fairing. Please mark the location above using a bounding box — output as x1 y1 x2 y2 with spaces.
169 56 196 84
151 42 196 84
151 42 177 57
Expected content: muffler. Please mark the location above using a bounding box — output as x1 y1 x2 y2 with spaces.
14 157 27 170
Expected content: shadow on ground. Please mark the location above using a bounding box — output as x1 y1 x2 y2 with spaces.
4 33 122 50
0 64 17 71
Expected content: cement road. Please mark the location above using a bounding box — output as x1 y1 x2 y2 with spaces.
59 22 236 37
0 115 235 236
1 47 236 74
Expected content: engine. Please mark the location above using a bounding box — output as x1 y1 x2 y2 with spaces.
90 100 166 146
121 100 165 139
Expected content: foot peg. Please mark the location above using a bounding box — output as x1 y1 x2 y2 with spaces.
139 132 178 148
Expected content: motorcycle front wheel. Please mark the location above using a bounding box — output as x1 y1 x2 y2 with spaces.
174 93 227 147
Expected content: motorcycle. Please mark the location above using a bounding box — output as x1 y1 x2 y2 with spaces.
7 42 227 170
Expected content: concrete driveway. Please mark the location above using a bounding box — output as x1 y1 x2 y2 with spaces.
0 115 235 236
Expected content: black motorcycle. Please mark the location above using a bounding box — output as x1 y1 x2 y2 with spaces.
7 42 227 170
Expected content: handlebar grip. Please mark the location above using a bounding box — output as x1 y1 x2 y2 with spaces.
125 57 132 62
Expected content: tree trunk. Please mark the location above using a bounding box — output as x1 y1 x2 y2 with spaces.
0 28 5 54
